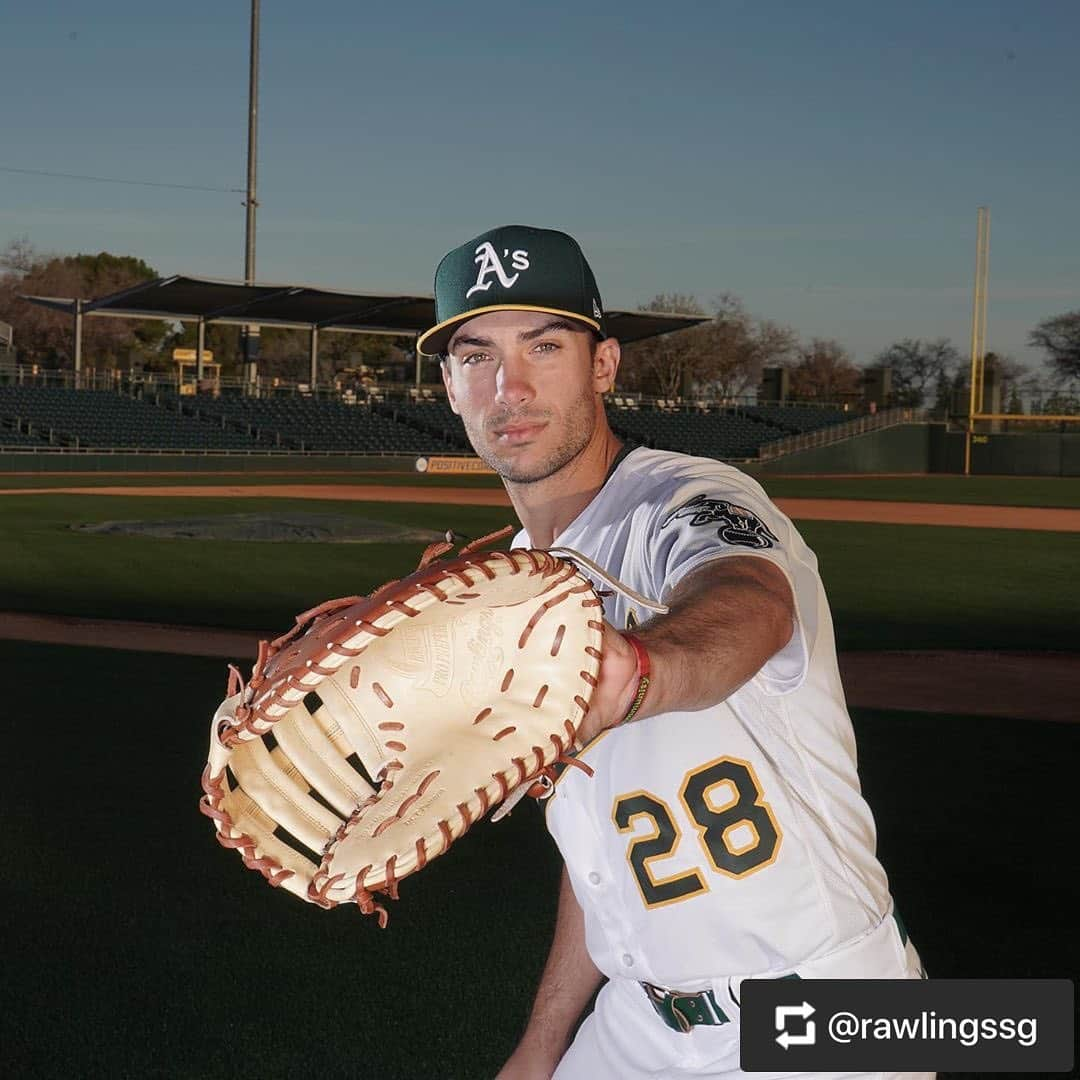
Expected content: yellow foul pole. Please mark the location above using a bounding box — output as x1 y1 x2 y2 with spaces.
965 206 990 475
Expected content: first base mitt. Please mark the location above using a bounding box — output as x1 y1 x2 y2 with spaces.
199 529 604 925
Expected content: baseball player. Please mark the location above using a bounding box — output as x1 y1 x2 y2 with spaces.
417 225 930 1080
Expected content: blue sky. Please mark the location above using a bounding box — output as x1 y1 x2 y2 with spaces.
3 0 1078 371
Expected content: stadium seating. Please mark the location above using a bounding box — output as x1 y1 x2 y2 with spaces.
743 404 848 435
0 420 51 448
0 385 471 453
392 398 470 450
0 386 258 450
0 382 853 458
605 404 775 460
189 392 462 453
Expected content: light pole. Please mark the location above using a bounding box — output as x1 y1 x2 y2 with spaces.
242 0 261 390
964 206 990 476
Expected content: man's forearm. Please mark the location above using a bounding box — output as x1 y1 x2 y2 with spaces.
514 866 603 1062
639 555 795 719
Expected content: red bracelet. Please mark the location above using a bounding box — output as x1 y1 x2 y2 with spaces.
619 633 651 725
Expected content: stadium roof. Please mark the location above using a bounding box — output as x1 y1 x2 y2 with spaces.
22 274 708 344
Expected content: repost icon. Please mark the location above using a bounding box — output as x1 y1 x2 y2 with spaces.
775 1002 817 1049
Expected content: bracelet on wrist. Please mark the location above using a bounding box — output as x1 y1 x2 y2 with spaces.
619 633 651 725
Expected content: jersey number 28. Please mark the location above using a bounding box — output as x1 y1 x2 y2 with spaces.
612 756 781 908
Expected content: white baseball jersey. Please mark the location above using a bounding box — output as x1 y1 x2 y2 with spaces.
512 447 897 991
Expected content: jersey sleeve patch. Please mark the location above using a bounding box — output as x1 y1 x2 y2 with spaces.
660 494 780 550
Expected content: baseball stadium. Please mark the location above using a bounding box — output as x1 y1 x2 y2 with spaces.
3 296 1079 1077
5 5 1080 1079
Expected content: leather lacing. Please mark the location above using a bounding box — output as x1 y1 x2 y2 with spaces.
198 765 295 888
208 526 625 923
309 723 596 922
218 526 547 746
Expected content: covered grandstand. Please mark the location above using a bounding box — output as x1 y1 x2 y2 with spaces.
2 274 896 465
20 274 709 386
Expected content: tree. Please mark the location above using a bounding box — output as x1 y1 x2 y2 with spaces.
251 327 310 380
617 294 707 398
316 331 413 385
0 235 36 275
1038 391 1080 415
699 295 798 400
787 339 863 402
1029 311 1080 383
982 351 1029 415
619 293 796 400
872 338 962 407
0 239 162 366
932 369 953 417
928 348 1031 417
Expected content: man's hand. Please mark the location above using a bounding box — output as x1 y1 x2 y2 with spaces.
575 621 640 745
495 1039 562 1080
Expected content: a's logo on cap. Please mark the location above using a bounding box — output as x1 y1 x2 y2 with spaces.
592 298 602 319
466 242 530 298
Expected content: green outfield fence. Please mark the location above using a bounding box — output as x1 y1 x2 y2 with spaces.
4 430 1080 476
0 451 426 473
756 424 1080 476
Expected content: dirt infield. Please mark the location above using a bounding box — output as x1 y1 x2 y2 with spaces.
2 482 1080 530
2 480 1074 720
1 610 1074 723
773 498 1080 531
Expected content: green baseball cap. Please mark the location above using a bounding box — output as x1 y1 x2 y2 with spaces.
416 224 606 356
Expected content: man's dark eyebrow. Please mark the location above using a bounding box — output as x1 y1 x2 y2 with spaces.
519 319 579 341
448 333 494 352
448 319 581 355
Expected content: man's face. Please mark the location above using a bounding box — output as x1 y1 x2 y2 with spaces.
441 310 619 484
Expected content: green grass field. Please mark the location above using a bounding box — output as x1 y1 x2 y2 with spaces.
2 472 1077 1077
1 491 1077 651
0 495 512 631
2 641 1075 1078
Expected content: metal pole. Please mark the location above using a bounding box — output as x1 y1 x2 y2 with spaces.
244 0 259 285
964 206 989 476
196 318 206 382
309 326 319 389
415 338 421 388
977 209 990 410
243 0 261 387
73 299 83 381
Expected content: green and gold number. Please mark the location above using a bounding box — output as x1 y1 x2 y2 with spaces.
612 756 781 909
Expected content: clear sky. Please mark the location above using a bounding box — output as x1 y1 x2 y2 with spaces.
3 0 1078 371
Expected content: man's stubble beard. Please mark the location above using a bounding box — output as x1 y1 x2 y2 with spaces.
466 392 597 485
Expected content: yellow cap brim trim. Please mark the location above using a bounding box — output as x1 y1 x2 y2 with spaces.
416 304 602 356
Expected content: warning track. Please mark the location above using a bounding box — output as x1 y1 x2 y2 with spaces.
1 484 1079 530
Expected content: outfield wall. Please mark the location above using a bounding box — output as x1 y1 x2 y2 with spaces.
0 453 420 473
757 423 1080 476
755 424 932 474
4 428 1079 477
929 429 1080 476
